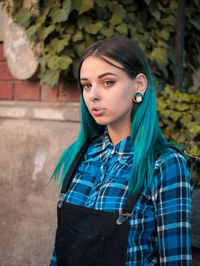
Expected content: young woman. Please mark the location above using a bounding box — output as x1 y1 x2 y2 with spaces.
50 36 193 265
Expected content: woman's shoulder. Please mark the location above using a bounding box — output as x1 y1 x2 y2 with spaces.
154 147 187 169
152 147 192 190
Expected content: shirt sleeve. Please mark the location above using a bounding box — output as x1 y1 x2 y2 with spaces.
153 151 193 265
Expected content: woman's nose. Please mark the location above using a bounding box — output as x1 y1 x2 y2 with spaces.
89 86 101 101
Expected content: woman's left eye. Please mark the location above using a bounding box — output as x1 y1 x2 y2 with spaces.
104 80 115 87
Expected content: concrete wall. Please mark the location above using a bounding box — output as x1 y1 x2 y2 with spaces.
0 102 80 266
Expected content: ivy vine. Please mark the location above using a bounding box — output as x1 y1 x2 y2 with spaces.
157 86 200 186
3 0 200 90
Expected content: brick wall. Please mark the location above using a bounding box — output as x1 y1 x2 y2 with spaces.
0 43 80 102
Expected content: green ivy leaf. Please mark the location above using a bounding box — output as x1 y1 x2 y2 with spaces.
193 111 200 122
43 0 55 7
49 7 69 23
55 24 65 34
151 10 161 21
63 0 72 17
27 24 40 38
95 0 106 7
38 25 55 40
157 98 168 110
189 124 200 138
73 0 94 14
85 34 96 46
47 55 72 70
110 5 126 25
159 29 170 41
41 69 61 87
100 27 114 37
161 110 171 118
59 56 73 70
176 92 192 103
189 145 200 156
45 37 70 53
85 22 104 34
75 42 87 57
73 31 84 42
162 15 176 26
180 114 193 128
14 7 32 27
157 40 168 48
38 54 51 68
64 25 75 35
106 2 116 12
115 23 128 35
169 111 182 122
163 124 176 137
36 7 50 25
150 47 168 66
77 16 92 30
170 0 177 10
177 134 187 143
174 103 190 112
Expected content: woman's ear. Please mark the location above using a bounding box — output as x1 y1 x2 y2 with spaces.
134 73 147 95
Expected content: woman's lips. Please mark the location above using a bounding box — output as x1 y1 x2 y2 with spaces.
91 107 105 116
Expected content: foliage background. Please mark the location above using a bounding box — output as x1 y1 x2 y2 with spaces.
157 86 200 186
4 0 200 184
5 0 200 90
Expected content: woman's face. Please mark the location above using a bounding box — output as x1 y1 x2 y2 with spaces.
80 56 138 132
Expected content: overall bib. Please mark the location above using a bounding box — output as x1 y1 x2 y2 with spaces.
55 141 139 266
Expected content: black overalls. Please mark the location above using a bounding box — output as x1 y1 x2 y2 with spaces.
55 141 139 266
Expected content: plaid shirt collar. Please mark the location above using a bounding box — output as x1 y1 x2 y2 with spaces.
98 128 134 155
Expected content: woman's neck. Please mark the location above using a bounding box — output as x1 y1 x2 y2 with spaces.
107 123 131 146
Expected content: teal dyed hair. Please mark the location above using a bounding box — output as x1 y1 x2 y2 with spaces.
52 36 170 197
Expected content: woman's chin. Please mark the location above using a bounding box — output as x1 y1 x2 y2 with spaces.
94 118 108 126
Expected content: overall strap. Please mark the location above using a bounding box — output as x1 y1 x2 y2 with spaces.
123 194 140 213
116 193 140 225
61 141 91 193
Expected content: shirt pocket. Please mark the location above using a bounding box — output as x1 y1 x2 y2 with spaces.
108 161 132 180
78 156 100 177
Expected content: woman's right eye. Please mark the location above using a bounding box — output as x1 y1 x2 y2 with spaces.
82 83 91 90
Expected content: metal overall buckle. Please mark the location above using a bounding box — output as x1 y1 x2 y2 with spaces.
58 194 65 208
116 209 133 225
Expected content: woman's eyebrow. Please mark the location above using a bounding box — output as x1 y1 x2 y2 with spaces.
98 72 118 79
80 72 118 81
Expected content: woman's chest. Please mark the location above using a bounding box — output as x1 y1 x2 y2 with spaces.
64 162 130 212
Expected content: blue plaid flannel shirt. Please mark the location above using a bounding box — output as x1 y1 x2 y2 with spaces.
50 130 193 265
